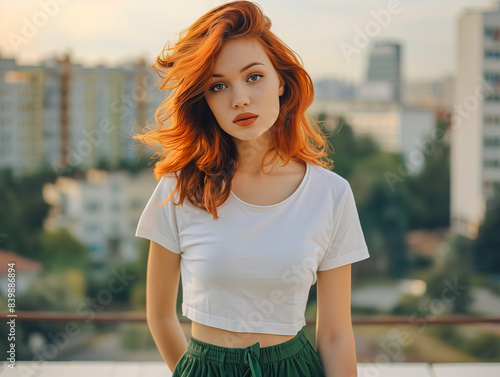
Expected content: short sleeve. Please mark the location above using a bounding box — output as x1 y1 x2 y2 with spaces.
135 175 182 254
318 182 370 271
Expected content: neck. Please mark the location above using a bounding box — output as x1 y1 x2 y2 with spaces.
233 130 281 175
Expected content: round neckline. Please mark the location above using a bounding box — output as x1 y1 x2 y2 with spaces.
230 162 310 209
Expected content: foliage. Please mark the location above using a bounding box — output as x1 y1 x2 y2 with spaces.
18 271 86 311
464 333 500 360
320 114 380 180
473 188 500 274
358 180 410 278
410 254 434 270
315 115 411 278
429 326 500 361
40 228 90 273
85 262 137 304
425 234 474 314
120 323 156 350
130 281 147 310
1 271 87 360
404 119 450 229
320 116 454 278
390 293 421 315
351 306 382 315
0 168 57 259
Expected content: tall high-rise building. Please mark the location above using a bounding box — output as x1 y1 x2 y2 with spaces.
452 4 500 238
0 55 19 173
359 40 402 102
0 52 161 176
0 54 46 176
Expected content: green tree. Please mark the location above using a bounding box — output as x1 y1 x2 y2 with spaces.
0 168 57 259
40 228 90 272
426 234 473 314
473 188 500 274
359 181 409 278
405 119 450 229
319 114 379 180
315 115 412 279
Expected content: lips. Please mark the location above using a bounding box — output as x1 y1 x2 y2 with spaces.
233 112 258 123
234 116 258 127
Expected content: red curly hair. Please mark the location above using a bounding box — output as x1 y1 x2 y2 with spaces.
133 0 334 219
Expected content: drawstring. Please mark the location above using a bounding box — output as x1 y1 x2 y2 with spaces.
243 341 262 377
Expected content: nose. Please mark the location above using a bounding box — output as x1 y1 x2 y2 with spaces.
232 85 250 108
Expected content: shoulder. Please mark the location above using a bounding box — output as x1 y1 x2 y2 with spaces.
308 163 351 197
157 170 179 187
151 171 180 202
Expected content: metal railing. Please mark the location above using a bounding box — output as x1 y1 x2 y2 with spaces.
2 311 500 325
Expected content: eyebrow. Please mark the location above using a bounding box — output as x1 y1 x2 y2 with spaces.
212 62 265 78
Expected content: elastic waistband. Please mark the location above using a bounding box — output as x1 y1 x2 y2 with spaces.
186 327 309 364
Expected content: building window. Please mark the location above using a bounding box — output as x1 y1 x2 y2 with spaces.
86 201 101 211
484 180 493 197
485 50 500 59
485 27 500 41
85 223 100 233
484 159 500 168
485 73 500 85
484 137 500 147
484 115 500 125
90 243 101 253
485 94 500 102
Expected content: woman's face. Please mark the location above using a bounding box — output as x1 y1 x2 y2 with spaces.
203 37 285 144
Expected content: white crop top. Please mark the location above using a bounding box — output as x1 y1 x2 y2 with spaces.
135 162 370 335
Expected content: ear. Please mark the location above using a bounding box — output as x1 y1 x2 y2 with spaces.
278 75 285 96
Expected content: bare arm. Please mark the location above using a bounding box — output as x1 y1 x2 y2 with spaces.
146 240 188 372
316 264 358 377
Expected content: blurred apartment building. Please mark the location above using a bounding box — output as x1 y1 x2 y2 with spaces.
0 51 161 176
451 4 500 238
0 58 45 175
0 52 165 261
314 78 358 100
309 99 435 172
42 169 158 262
404 76 455 111
315 45 454 114
311 40 435 172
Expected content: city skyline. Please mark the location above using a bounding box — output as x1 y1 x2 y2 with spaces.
0 0 497 83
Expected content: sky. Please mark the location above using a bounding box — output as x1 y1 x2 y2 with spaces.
0 0 498 83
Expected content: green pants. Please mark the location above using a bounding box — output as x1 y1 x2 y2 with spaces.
172 327 326 377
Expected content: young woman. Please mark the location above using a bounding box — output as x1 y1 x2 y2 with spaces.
134 1 370 376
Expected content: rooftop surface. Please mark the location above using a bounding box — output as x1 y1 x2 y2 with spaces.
1 361 500 377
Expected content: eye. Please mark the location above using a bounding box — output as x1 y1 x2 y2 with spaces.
210 83 226 92
209 74 264 93
248 74 263 82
